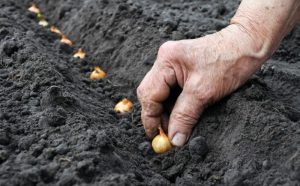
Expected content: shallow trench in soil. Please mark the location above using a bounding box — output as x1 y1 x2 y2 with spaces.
0 0 300 185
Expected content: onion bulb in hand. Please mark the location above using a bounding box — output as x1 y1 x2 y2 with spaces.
152 127 172 154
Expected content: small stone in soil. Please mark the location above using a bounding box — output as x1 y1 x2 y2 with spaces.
188 136 208 158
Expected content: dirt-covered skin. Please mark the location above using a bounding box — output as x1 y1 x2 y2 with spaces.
0 0 299 185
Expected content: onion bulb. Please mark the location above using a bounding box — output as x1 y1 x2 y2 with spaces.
38 20 48 27
73 48 85 59
152 127 172 154
90 66 106 80
50 26 62 35
114 98 133 113
60 34 73 46
28 4 40 14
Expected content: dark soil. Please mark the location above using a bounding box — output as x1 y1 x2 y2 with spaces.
0 0 299 185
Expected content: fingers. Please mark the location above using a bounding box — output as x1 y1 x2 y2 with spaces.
161 112 169 134
137 64 176 139
140 100 163 139
168 89 206 147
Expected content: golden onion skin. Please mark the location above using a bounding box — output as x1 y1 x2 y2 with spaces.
152 127 172 154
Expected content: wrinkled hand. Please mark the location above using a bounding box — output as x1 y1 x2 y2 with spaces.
137 24 268 146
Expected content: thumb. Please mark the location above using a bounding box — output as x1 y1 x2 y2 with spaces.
168 90 206 147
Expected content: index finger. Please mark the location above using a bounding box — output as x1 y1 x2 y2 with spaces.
137 63 176 139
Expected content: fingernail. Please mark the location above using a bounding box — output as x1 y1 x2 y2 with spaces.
171 133 187 147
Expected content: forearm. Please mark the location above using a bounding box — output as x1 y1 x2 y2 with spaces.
230 0 300 59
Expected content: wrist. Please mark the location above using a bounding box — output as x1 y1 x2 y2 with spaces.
230 18 276 60
229 0 300 62
219 23 271 63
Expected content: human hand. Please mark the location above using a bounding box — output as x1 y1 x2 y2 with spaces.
137 24 269 147
137 0 300 148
